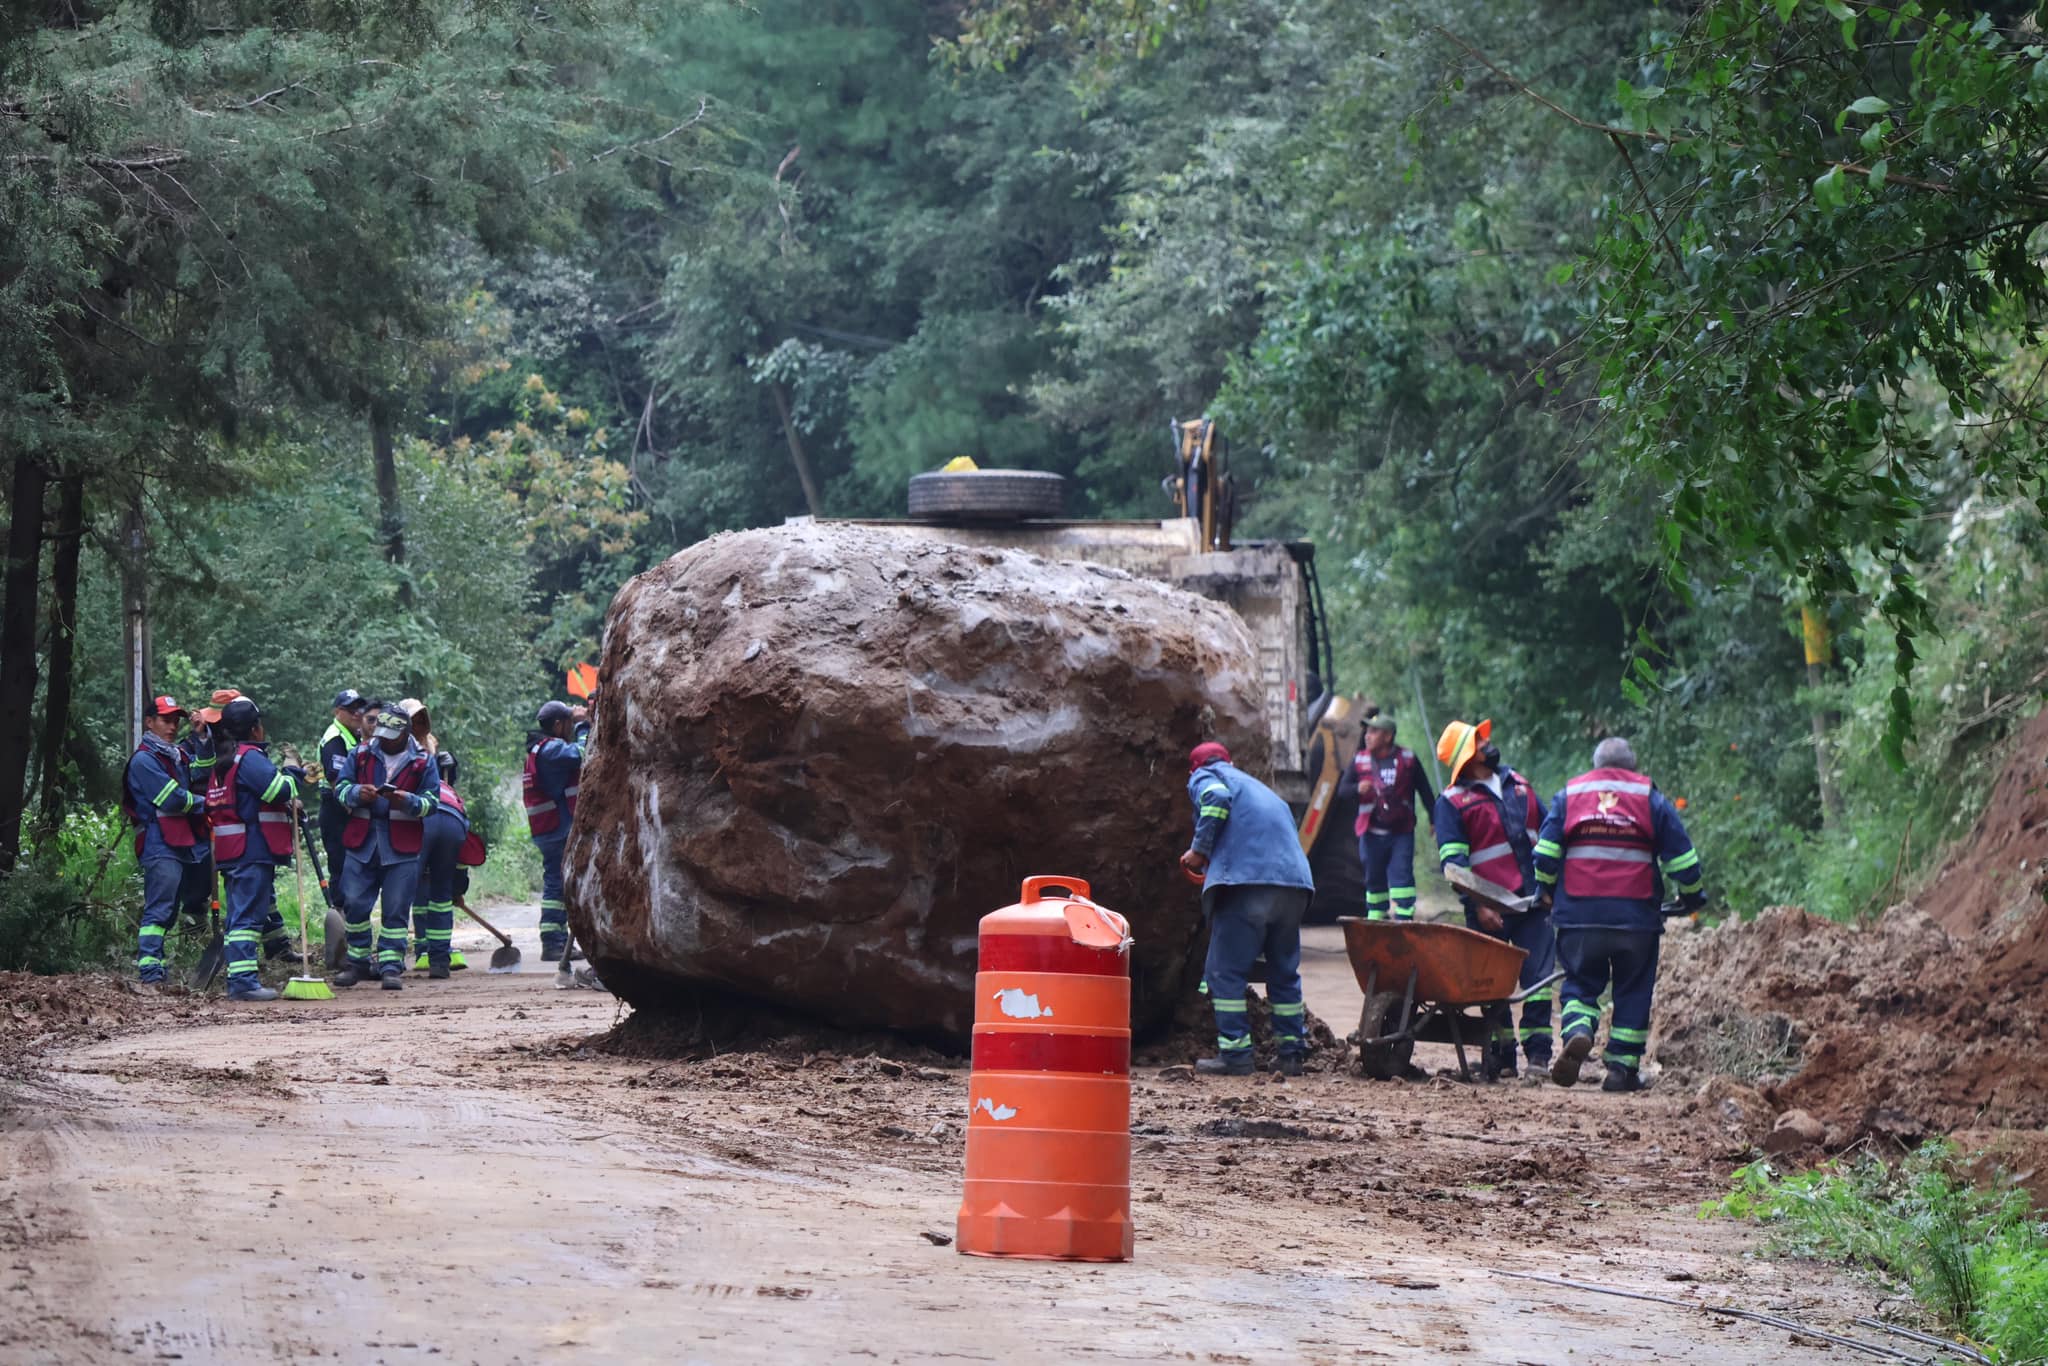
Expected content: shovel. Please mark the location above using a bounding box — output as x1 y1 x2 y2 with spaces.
455 895 522 971
191 890 226 991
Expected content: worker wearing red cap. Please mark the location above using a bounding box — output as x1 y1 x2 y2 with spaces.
1432 718 1554 1079
122 697 210 986
1180 741 1317 1076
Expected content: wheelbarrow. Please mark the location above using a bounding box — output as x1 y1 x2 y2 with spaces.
1337 917 1563 1082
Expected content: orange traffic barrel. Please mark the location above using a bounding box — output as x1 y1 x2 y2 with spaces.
957 875 1134 1262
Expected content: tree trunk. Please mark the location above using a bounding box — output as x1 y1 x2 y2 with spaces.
0 457 48 872
38 474 84 830
771 382 824 518
370 404 412 606
120 493 150 754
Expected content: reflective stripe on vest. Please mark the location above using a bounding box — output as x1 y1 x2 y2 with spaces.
1561 767 1657 899
208 744 294 861
1447 785 1526 891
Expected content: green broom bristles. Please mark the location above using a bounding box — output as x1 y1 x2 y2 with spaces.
283 975 334 1000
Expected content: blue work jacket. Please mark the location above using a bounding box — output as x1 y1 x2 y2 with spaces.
1187 761 1314 892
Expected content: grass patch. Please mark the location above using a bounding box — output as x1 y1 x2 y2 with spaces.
1704 1143 2048 1362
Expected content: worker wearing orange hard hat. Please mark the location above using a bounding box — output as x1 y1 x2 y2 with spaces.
1430 718 1555 1080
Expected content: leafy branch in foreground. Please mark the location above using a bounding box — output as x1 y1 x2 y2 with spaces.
1562 1 2048 763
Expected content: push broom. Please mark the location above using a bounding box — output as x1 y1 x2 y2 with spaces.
282 799 335 1001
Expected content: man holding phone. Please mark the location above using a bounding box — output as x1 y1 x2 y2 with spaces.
333 708 439 989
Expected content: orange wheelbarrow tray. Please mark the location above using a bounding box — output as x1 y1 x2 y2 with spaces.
1336 918 1564 1082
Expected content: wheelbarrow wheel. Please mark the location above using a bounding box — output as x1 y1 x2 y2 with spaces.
1356 989 1414 1081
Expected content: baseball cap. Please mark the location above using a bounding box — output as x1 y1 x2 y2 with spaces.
372 710 410 740
1365 714 1396 733
1188 740 1232 772
333 688 367 712
145 695 186 719
219 698 262 737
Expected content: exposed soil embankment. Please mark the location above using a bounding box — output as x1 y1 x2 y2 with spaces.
1658 708 2048 1150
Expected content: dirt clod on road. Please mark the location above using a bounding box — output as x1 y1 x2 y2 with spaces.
1 929 1887 1364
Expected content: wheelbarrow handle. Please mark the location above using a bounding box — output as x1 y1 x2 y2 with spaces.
1508 968 1565 1006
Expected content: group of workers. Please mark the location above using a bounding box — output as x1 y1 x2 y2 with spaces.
122 686 593 1000
1183 713 1704 1093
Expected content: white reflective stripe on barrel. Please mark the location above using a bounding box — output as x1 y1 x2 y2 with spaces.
1470 842 1514 864
1563 779 1653 796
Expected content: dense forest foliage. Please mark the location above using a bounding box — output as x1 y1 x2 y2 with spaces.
6 0 2047 963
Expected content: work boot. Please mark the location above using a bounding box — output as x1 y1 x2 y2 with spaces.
1194 1053 1255 1077
1275 1053 1305 1078
572 965 605 992
448 951 468 972
380 970 404 992
1491 1042 1519 1079
263 935 294 962
1601 1063 1648 1093
332 960 376 988
226 980 279 1002
1551 1032 1593 1087
428 957 451 980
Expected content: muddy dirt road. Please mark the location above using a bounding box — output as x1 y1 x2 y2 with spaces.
1 915 1887 1364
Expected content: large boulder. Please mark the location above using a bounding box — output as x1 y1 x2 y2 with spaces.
564 522 1270 1041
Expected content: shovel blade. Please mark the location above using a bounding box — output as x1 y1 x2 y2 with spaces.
487 943 523 973
191 936 225 991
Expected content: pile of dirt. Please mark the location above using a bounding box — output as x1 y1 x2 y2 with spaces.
567 521 1268 1043
0 972 198 1065
1672 904 2048 1142
1657 721 2048 1146
1922 705 2048 939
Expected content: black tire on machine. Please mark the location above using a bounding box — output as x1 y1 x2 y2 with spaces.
906 470 1066 522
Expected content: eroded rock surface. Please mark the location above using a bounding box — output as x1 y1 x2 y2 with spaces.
565 522 1269 1039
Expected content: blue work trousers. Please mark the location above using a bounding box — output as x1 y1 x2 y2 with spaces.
219 863 276 988
1557 926 1661 1071
341 853 420 977
1203 884 1310 1058
413 810 466 966
535 833 569 951
137 858 211 983
1359 830 1416 921
1463 906 1557 1061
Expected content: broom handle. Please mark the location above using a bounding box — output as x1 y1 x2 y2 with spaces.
291 799 314 973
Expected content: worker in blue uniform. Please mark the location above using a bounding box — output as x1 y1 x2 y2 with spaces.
202 699 304 1002
524 700 589 962
1180 741 1317 1077
1533 736 1705 1092
333 709 438 990
123 696 211 985
1432 719 1554 1078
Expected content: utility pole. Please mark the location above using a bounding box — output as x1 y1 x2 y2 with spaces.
1802 603 1843 828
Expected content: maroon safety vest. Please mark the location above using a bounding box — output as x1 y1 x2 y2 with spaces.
1354 747 1423 836
122 745 205 855
342 748 433 854
522 744 576 836
206 744 295 861
434 779 489 866
1560 767 1658 900
1446 776 1540 892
